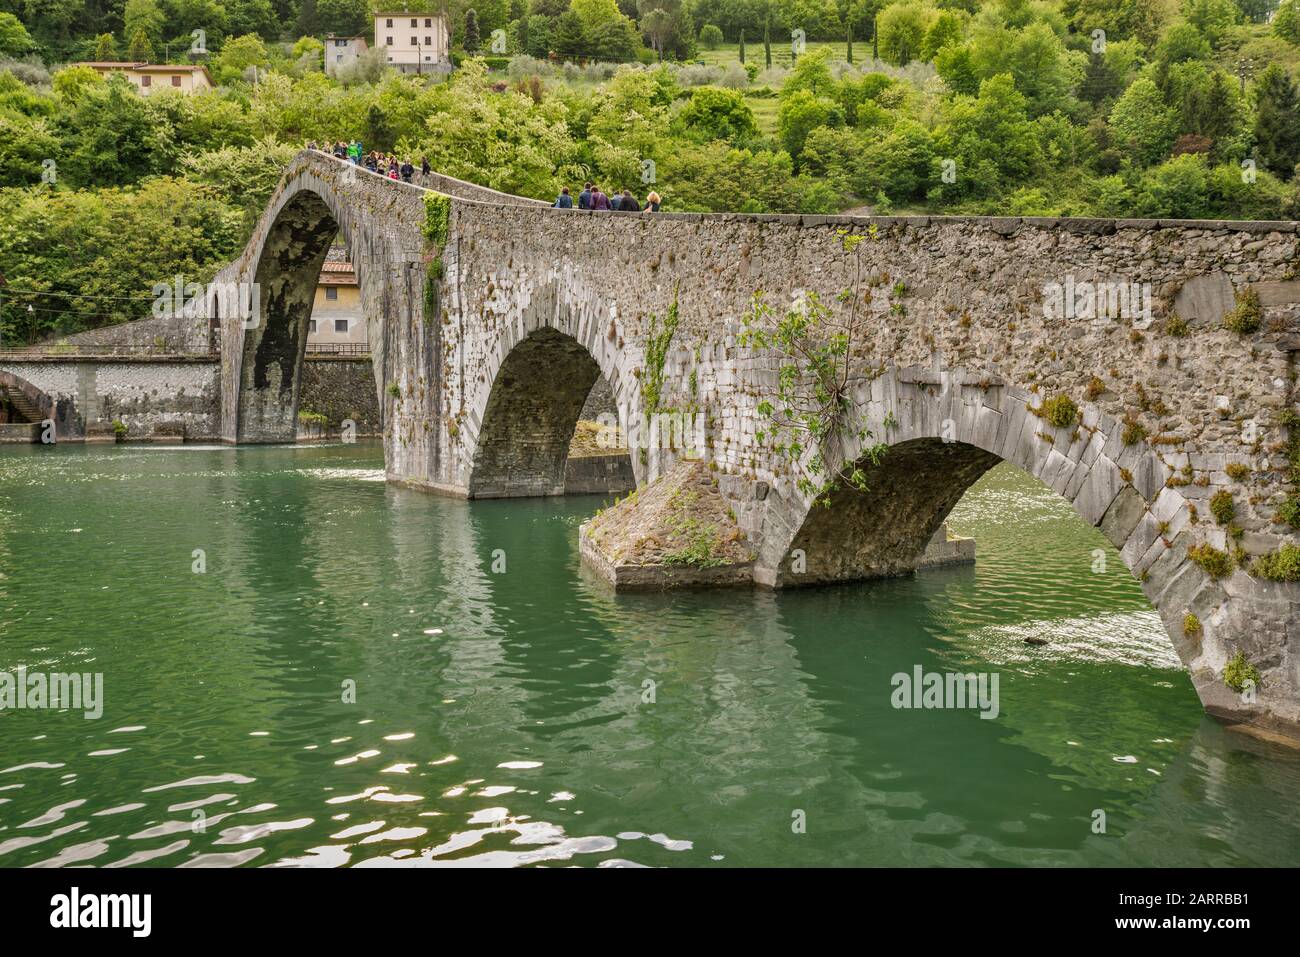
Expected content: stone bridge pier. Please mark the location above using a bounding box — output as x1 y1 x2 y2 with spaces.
216 150 1300 739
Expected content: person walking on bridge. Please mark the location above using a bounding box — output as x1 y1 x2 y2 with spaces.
554 186 573 208
421 156 431 177
591 187 611 211
643 191 661 212
577 182 593 210
400 159 414 182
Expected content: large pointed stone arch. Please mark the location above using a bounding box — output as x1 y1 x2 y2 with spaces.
215 156 430 444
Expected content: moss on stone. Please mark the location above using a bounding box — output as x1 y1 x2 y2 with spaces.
1122 416 1147 446
642 284 681 414
1222 287 1262 335
1187 542 1233 579
1209 489 1235 525
1223 650 1260 693
422 192 452 321
1035 393 1079 428
1249 544 1300 582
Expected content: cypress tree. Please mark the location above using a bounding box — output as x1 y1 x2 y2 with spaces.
847 22 853 64
464 9 480 53
764 17 771 68
739 29 745 64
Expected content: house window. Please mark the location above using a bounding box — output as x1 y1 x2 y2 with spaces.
386 36 393 45
141 75 151 87
325 287 338 301
425 36 431 44
309 320 317 333
334 319 349 333
425 18 431 27
424 55 431 61
336 54 343 62
171 75 181 86
411 36 418 44
385 18 392 26
410 18 417 26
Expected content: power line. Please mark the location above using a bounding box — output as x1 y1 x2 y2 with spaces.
1 287 165 302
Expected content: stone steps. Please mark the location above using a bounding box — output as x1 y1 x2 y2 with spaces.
0 383 42 423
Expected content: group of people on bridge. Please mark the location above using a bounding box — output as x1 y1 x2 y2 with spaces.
305 140 661 212
555 183 661 213
308 141 431 183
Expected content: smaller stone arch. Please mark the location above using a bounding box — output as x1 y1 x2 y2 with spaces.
461 275 640 498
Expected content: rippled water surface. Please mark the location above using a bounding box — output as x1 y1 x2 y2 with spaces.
2 441 1299 867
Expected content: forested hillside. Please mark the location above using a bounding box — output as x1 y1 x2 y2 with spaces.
2 0 1300 341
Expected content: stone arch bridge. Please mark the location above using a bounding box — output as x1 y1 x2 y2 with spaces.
208 150 1300 737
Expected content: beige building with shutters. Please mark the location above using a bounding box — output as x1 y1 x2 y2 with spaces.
74 62 215 94
375 12 451 73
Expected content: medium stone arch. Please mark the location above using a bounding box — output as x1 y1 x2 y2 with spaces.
462 277 640 498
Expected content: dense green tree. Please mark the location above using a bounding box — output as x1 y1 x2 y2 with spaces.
122 0 166 46
1232 0 1273 21
51 64 107 101
931 73 1042 197
877 0 928 65
365 102 394 149
125 26 155 60
91 32 118 59
657 140 838 212
57 75 174 187
699 22 723 47
1166 62 1243 158
226 0 280 41
1253 63 1300 179
1135 152 1211 217
777 87 840 158
411 61 581 196
551 9 586 53
1108 76 1178 165
213 34 270 83
920 9 962 60
678 85 756 141
782 45 834 96
589 15 640 58
0 177 243 340
315 0 369 35
0 12 35 56
1277 0 1300 43
1079 51 1122 105
521 13 553 55
1179 0 1241 48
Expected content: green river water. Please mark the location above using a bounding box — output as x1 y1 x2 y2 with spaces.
1 441 1298 867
